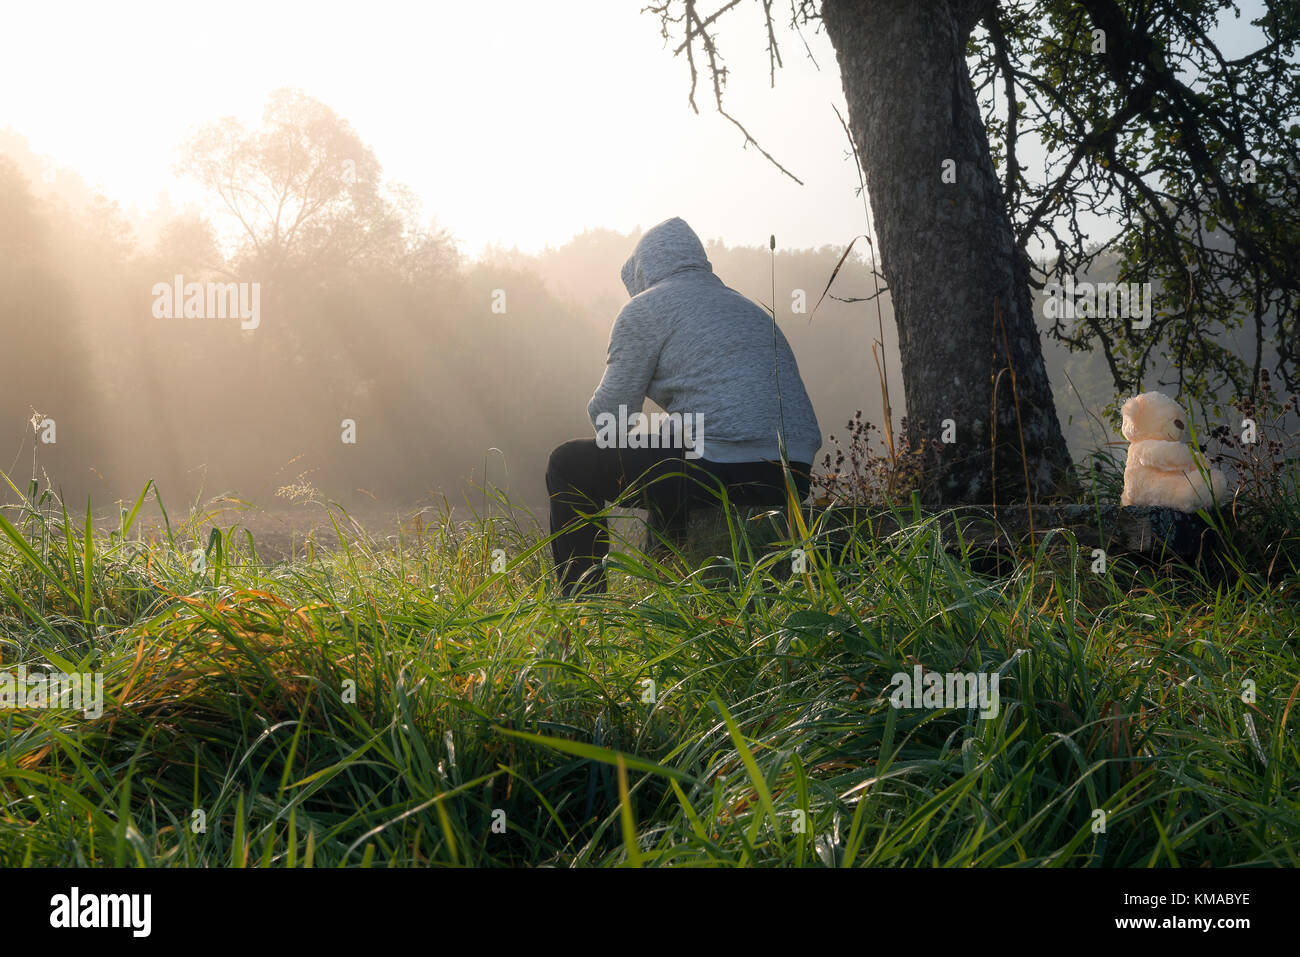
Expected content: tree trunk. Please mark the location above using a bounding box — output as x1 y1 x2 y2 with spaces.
821 0 1074 504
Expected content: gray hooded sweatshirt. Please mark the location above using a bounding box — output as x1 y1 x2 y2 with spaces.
588 217 821 465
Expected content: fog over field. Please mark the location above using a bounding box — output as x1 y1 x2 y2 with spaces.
0 1 1278 518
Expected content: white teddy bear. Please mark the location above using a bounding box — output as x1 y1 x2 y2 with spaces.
1120 391 1229 511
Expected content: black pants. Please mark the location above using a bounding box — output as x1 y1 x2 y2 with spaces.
546 438 811 595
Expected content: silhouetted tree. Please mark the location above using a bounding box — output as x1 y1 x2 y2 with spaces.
179 88 413 279
646 0 1299 504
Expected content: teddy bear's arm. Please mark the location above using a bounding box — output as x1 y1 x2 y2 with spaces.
1129 439 1196 471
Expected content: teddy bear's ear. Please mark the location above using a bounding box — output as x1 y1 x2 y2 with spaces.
1120 395 1142 441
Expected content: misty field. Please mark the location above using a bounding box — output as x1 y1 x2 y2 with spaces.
0 479 1297 867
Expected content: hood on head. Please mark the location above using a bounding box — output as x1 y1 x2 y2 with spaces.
621 217 713 296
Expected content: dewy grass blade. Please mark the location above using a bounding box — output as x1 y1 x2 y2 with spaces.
617 754 642 867
0 510 81 608
494 726 698 783
715 698 783 852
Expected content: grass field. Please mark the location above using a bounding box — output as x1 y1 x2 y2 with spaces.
1 475 1297 867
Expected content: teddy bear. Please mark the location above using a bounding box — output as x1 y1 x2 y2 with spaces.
1120 391 1229 511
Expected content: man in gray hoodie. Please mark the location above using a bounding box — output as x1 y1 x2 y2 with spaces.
547 216 821 596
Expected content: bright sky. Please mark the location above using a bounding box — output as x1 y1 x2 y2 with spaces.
1 0 866 257
2 1 1270 258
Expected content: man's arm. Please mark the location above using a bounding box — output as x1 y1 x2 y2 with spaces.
587 302 663 426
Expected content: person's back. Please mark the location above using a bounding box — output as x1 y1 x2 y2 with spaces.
589 217 821 465
547 216 822 596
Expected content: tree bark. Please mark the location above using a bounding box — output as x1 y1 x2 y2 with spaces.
821 0 1074 504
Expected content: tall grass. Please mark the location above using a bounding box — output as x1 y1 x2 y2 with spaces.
0 475 1296 867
